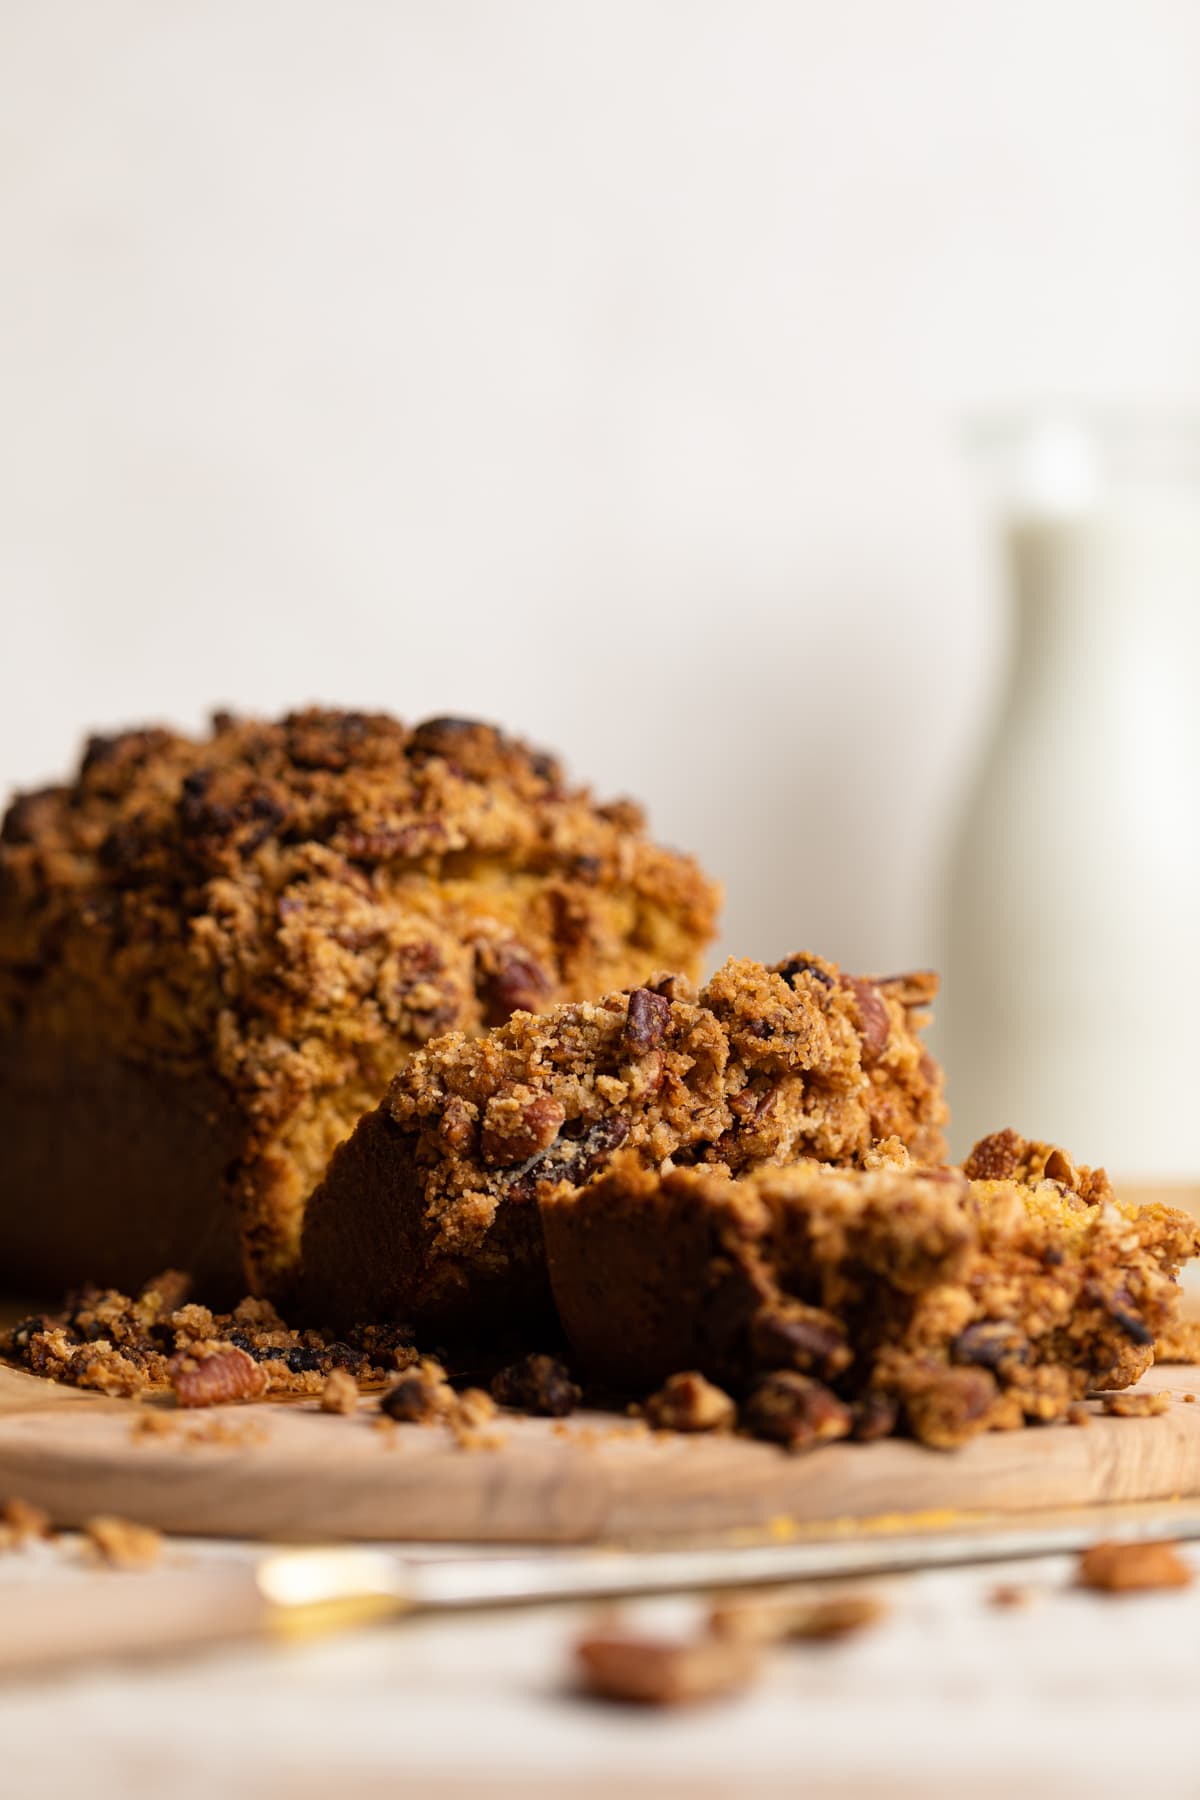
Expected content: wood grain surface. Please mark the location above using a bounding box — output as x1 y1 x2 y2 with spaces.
2 1361 1199 1544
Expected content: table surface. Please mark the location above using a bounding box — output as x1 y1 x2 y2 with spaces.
3 1526 1199 1800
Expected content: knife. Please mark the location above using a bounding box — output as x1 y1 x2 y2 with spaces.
4 1502 1199 1677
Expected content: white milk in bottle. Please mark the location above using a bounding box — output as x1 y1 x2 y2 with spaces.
943 412 1200 1190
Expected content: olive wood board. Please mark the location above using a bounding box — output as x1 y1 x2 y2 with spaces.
1 1362 1199 1544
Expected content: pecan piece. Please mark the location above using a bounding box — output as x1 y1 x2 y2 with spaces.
83 1515 163 1569
644 1372 737 1433
851 1391 899 1443
962 1128 1024 1182
575 1628 760 1706
170 1345 268 1408
491 1353 580 1417
898 1364 997 1450
622 987 672 1055
711 1591 886 1644
1078 1539 1192 1593
741 1372 853 1452
844 976 890 1064
476 944 551 1025
750 1303 852 1381
380 1358 455 1423
0 1497 53 1543
951 1320 1030 1373
506 1114 630 1201
479 1091 567 1167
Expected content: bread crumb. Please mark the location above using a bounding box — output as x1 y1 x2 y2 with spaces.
644 1371 737 1433
988 1583 1034 1609
320 1367 360 1415
1101 1391 1170 1418
131 1411 177 1442
0 1496 54 1547
83 1514 163 1569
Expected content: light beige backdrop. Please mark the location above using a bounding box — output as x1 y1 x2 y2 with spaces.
3 0 1199 981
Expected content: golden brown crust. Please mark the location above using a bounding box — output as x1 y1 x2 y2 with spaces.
298 951 947 1333
540 1154 1200 1447
0 709 719 1294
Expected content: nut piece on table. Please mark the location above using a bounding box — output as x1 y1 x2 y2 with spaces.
83 1514 163 1569
710 1590 887 1645
490 1353 580 1417
989 1584 1035 1609
319 1367 360 1415
380 1358 455 1424
1077 1539 1193 1593
750 1302 852 1381
644 1372 737 1433
575 1627 760 1706
169 1345 269 1408
0 1496 54 1548
741 1372 853 1452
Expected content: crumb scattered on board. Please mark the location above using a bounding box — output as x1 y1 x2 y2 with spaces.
320 1367 359 1415
1100 1391 1170 1419
0 1497 54 1548
82 1515 163 1569
989 1583 1035 1609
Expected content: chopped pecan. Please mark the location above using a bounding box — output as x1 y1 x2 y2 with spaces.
479 1091 567 1166
875 969 939 1009
851 1391 899 1443
1042 1146 1078 1188
741 1372 853 1452
83 1515 163 1569
491 1353 580 1416
506 1114 630 1201
950 1320 1030 1373
750 1302 852 1380
844 976 890 1064
0 1497 53 1543
962 1129 1024 1182
644 1372 736 1433
1077 1539 1192 1593
622 987 672 1055
170 1345 269 1408
380 1358 455 1423
646 971 696 1004
898 1363 997 1449
711 1591 886 1644
476 944 552 1025
575 1627 760 1706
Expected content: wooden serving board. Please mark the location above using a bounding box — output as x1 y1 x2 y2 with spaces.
2 1362 1200 1544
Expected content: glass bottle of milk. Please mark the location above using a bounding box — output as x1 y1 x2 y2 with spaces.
944 411 1200 1191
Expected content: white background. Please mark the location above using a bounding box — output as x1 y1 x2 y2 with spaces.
3 1 1199 977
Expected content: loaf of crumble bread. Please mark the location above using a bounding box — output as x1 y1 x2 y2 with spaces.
0 709 718 1300
299 952 947 1333
540 1130 1200 1446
